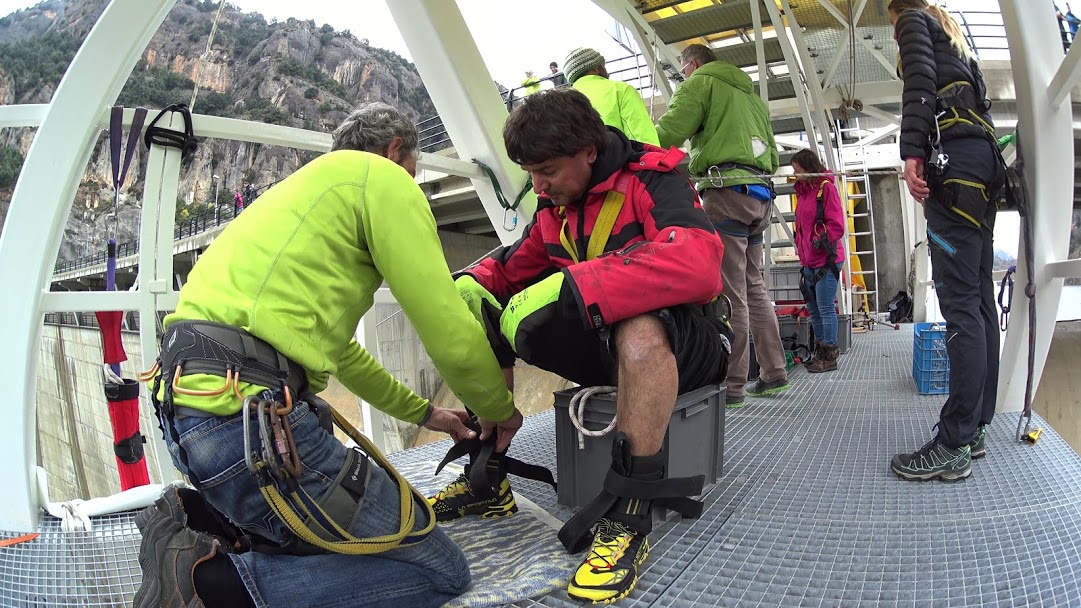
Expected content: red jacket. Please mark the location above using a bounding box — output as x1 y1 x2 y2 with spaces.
467 129 723 330
793 174 846 269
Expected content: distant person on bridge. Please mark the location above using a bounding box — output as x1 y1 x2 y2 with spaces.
133 102 520 608
563 47 660 146
521 70 542 95
888 0 1004 482
656 43 790 409
429 89 732 604
549 60 568 87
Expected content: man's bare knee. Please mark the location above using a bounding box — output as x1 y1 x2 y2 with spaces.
614 315 671 365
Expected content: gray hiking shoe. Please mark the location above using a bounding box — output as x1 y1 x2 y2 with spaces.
746 376 792 397
968 425 989 459
725 394 746 409
890 437 972 482
133 494 222 608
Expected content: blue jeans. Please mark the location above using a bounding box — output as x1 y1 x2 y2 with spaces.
161 401 470 608
801 265 841 346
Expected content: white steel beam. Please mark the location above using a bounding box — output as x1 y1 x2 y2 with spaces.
0 0 176 532
751 0 769 104
1046 258 1081 279
386 0 536 246
1048 32 1081 109
997 0 1074 414
856 104 901 126
770 80 902 118
590 0 683 100
761 0 821 156
0 103 48 128
822 37 852 90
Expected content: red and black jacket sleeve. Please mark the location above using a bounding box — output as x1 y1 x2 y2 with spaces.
563 169 724 329
465 214 556 298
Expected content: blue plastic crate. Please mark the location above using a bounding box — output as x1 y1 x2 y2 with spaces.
913 322 949 395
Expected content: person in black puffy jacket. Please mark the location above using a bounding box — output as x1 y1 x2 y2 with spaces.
887 0 1005 483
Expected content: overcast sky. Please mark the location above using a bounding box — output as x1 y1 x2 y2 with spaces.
0 0 629 87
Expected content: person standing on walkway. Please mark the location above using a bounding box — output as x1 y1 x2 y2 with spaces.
564 47 660 146
888 0 1004 482
791 149 845 373
656 43 790 409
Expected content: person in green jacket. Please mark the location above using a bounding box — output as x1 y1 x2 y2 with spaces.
563 47 660 146
134 103 521 608
656 43 791 409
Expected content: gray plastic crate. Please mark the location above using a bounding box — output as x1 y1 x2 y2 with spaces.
778 314 813 352
838 313 852 354
553 384 724 509
769 264 804 303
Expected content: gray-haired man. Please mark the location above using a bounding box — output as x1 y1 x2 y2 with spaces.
133 102 520 608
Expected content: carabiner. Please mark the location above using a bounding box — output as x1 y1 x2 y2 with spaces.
503 208 518 231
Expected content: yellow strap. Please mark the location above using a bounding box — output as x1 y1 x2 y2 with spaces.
559 208 579 264
586 189 626 260
943 178 989 201
559 176 631 263
252 406 436 555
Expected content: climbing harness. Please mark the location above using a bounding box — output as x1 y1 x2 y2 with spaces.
998 265 1015 331
557 433 705 554
567 386 619 449
433 415 556 501
799 181 840 302
471 159 533 231
558 175 631 263
144 103 199 160
141 321 436 555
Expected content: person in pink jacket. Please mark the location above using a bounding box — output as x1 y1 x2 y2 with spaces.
791 149 845 372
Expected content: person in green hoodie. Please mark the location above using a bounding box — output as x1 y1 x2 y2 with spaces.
134 103 521 608
656 44 791 409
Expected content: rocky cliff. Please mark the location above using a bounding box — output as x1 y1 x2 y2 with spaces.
0 0 436 262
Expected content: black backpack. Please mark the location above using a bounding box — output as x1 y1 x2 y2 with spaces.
887 291 913 324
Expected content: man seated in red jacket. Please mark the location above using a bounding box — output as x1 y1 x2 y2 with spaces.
429 89 732 604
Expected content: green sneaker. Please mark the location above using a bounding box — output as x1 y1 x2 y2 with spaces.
725 394 745 409
746 376 792 397
968 426 988 459
890 437 971 482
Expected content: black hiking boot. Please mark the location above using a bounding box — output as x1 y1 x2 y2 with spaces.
133 500 222 608
968 425 989 459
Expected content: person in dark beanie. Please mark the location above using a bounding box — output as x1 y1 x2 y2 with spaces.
563 47 659 145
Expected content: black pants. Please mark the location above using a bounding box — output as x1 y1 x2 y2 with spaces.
925 137 1003 448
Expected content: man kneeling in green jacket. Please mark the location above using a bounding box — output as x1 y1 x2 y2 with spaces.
133 103 522 608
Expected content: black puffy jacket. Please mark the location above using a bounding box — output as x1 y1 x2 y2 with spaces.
895 9 994 161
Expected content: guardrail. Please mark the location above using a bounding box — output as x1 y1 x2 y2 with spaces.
54 203 243 274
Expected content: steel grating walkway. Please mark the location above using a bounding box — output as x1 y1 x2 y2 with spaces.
3 326 1080 606
395 325 1081 607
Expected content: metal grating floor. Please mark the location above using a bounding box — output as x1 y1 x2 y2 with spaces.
397 325 1081 607
3 326 1081 606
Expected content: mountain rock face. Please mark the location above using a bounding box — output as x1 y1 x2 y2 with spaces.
0 0 437 263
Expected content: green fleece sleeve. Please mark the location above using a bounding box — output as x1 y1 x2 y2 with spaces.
656 79 706 149
360 165 515 422
337 339 431 423
618 82 660 146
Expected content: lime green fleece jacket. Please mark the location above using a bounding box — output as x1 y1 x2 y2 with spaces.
163 151 514 423
573 75 660 146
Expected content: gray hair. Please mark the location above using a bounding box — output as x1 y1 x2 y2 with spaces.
331 102 419 156
680 44 717 67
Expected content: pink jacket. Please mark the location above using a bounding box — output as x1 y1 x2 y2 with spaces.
793 174 845 269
